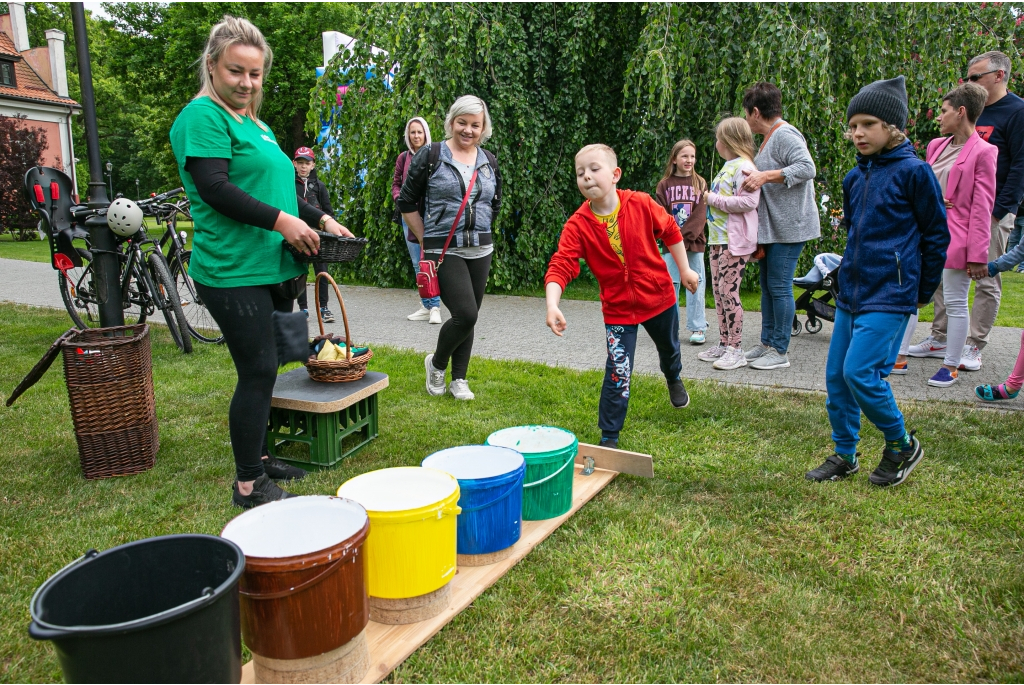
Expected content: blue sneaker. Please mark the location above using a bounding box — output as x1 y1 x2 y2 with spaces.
301 309 309 318
927 367 958 388
689 330 706 345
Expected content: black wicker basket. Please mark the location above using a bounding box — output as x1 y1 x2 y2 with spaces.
285 231 368 263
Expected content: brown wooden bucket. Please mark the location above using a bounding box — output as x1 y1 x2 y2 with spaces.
221 497 370 662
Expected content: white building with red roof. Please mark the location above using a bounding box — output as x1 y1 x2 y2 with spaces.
0 0 80 190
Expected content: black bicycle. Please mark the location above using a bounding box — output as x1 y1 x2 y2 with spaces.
137 189 223 344
25 166 193 353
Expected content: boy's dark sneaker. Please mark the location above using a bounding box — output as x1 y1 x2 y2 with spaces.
805 454 859 482
599 437 619 450
232 474 296 509
321 307 335 323
668 379 690 408
868 431 923 487
262 455 307 481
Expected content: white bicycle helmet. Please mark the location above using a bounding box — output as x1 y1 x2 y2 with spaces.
107 198 144 237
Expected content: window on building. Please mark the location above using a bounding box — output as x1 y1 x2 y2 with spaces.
0 61 15 87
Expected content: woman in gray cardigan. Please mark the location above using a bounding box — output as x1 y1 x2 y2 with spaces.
740 82 821 370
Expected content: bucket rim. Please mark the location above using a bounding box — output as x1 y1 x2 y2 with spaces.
354 488 461 523
336 467 460 518
221 496 369 561
29 534 245 637
421 445 526 483
485 425 578 457
239 516 369 571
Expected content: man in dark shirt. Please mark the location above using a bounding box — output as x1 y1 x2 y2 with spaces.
916 51 1024 370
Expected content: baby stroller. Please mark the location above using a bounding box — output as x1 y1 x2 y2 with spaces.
791 253 842 335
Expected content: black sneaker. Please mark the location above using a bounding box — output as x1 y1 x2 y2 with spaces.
321 307 335 323
805 454 860 482
232 473 296 509
262 455 307 481
599 437 619 450
668 379 690 408
869 431 923 487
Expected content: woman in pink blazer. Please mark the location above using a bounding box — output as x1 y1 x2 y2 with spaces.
897 83 997 388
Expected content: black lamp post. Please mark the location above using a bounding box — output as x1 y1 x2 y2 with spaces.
71 3 123 327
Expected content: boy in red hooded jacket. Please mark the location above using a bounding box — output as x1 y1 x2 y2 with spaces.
545 144 700 449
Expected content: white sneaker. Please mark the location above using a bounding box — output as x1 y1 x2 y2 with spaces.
408 307 431 321
744 343 770 361
713 346 748 370
959 345 982 371
449 378 475 400
428 307 442 325
698 344 727 362
425 354 446 396
907 335 946 358
750 347 791 370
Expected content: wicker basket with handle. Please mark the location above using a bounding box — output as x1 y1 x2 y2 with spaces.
304 272 372 382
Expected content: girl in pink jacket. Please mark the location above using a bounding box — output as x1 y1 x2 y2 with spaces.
896 83 997 387
698 117 761 371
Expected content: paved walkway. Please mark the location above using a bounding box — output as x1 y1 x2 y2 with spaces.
3 257 1021 409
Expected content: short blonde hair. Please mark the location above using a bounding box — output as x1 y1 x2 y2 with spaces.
444 95 492 145
575 144 618 168
196 15 272 130
715 117 756 163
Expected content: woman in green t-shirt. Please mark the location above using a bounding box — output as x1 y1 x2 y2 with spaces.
170 16 353 508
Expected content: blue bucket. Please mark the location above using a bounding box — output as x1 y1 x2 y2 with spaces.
421 445 525 555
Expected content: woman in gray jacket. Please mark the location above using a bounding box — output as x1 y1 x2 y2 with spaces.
398 95 502 401
740 82 821 370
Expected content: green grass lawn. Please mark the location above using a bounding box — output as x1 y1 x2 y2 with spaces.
1 302 1022 682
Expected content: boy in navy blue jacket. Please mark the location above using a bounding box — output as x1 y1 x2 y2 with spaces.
806 76 949 487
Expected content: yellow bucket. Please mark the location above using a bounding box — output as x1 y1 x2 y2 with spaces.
337 467 460 599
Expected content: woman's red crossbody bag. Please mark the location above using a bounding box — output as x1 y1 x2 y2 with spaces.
416 168 478 299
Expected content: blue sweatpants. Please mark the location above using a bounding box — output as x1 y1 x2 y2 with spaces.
599 304 682 440
826 307 911 455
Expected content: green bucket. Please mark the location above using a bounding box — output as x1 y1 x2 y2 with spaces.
485 426 577 521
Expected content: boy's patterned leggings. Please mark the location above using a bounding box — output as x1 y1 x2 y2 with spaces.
709 244 748 347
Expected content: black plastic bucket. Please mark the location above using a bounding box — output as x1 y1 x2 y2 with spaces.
29 534 245 683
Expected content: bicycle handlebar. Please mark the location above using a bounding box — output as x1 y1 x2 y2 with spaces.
137 187 184 207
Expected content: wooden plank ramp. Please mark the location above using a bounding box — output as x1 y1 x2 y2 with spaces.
242 446 651 684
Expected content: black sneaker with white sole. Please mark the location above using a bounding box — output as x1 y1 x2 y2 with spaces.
868 431 923 487
232 473 296 509
262 455 307 481
805 453 860 482
668 379 690 408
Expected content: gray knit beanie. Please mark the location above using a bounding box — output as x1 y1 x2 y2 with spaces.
846 75 909 130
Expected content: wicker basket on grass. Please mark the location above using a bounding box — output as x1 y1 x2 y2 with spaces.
305 272 372 382
62 324 159 479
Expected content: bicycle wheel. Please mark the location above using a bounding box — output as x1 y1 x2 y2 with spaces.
148 252 193 353
170 249 223 343
59 257 148 328
59 262 99 329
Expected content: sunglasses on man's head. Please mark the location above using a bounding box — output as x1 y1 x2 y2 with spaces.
967 69 1000 82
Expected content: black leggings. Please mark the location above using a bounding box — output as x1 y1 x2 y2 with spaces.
432 252 492 380
193 282 293 482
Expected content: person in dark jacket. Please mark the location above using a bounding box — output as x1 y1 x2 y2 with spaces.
806 76 949 488
293 146 340 322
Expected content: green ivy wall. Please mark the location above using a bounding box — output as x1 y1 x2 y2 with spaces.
311 2 1023 291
